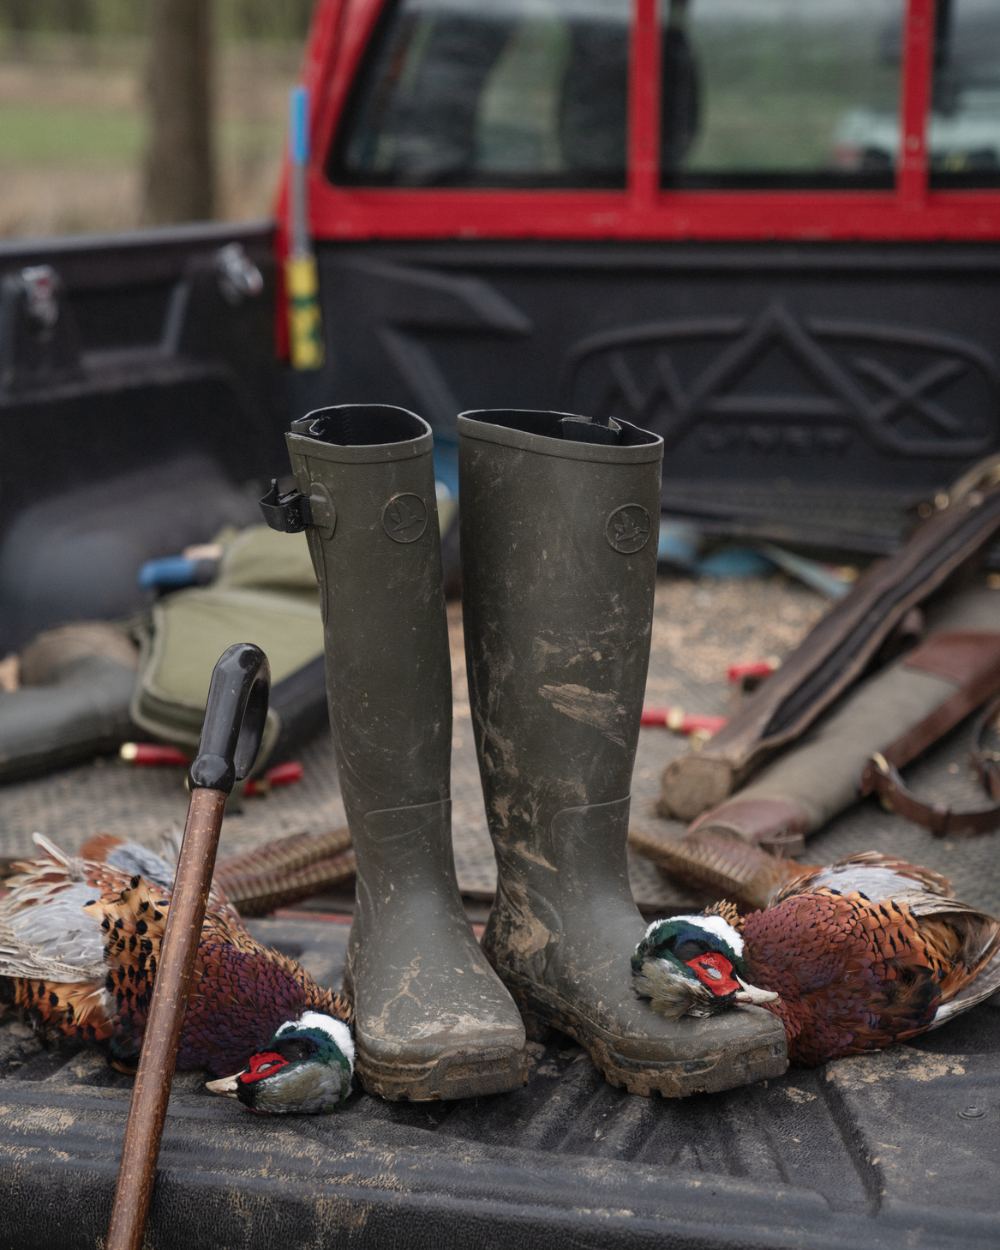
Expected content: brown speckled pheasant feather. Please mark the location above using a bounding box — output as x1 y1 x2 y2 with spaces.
741 853 1000 1064
0 834 351 1076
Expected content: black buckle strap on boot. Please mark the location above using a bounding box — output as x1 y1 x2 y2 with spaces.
260 479 312 533
861 695 1000 838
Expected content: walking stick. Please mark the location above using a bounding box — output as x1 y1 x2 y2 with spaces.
106 643 270 1250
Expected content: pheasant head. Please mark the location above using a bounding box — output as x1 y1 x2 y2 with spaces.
631 854 1000 1064
0 833 355 1115
206 1011 354 1114
631 909 777 1021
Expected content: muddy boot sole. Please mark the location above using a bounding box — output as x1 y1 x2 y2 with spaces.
343 961 529 1102
506 974 788 1098
355 1041 529 1102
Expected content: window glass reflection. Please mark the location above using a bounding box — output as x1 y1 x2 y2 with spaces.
662 0 904 189
929 0 1000 188
331 0 630 189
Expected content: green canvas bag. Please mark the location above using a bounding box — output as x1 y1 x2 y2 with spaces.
131 526 326 771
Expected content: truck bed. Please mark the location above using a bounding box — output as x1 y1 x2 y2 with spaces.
1 575 998 1249
1 915 998 1250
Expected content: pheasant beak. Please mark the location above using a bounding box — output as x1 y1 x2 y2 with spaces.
732 975 778 1007
205 1071 244 1098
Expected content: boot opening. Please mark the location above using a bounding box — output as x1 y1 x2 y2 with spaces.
292 405 426 448
461 409 660 447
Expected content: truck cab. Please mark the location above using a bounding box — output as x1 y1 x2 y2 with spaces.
3 0 1000 646
291 0 1000 549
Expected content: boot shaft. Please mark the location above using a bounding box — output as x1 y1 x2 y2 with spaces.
459 409 663 851
277 405 529 1100
284 404 452 823
459 411 787 1097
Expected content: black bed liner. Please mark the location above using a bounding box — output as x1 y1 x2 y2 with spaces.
1 917 997 1250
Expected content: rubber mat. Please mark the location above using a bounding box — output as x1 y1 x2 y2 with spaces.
0 916 997 1250
1 575 998 914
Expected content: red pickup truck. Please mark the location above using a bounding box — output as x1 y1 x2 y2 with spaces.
0 3 998 1248
2 0 999 647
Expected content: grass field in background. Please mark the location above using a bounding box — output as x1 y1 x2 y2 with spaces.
1 103 143 165
0 34 299 237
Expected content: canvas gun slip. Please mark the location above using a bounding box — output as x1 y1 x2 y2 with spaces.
106 643 270 1250
661 454 1000 823
634 583 1000 910
0 623 137 783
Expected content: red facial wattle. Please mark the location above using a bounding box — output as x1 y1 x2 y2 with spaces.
685 951 740 996
238 1051 290 1084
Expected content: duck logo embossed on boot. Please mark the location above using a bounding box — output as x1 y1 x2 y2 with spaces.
382 493 428 544
606 504 651 554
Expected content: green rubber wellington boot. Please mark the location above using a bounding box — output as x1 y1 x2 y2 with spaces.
459 409 788 1097
272 404 527 1100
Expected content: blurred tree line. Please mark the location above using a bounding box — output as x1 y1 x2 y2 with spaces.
0 0 315 43
0 0 315 225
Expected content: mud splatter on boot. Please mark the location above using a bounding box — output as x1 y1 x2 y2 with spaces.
459 408 787 1097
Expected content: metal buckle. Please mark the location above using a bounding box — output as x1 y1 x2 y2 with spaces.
215 242 264 304
19 264 60 331
259 479 312 533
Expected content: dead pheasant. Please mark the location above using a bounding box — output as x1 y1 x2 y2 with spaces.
0 833 354 1113
632 852 1000 1065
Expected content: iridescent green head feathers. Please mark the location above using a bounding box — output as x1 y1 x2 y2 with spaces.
631 912 777 1021
205 1011 354 1114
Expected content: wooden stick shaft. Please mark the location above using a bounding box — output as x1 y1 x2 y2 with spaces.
106 787 228 1250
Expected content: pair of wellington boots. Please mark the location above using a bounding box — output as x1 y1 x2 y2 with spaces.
272 404 786 1101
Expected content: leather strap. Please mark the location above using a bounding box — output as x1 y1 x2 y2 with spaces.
971 694 1000 801
662 455 1000 822
859 695 1000 837
688 795 811 857
886 630 1000 762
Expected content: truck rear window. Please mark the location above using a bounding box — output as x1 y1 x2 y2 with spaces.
330 0 630 189
928 0 1000 188
329 0 909 193
325 0 1000 209
661 0 904 190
